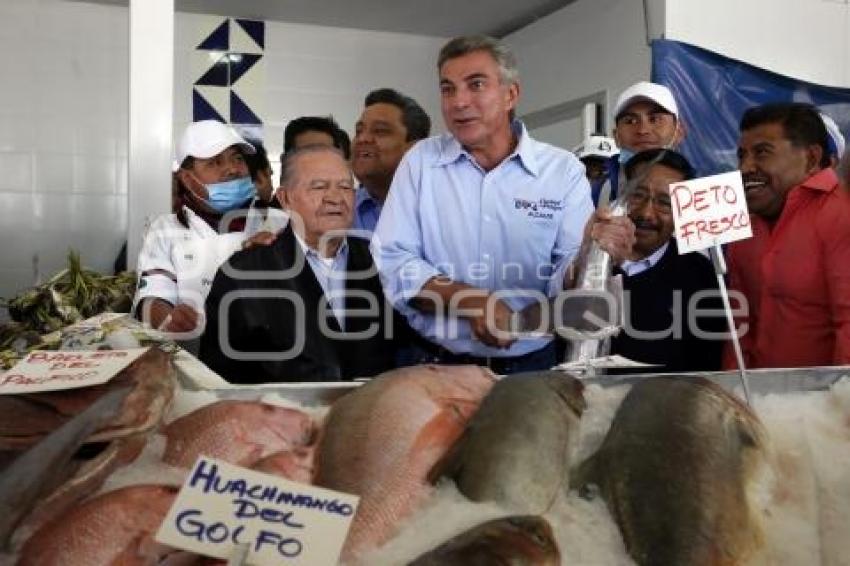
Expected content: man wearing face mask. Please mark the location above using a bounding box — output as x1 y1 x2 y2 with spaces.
725 102 850 369
592 81 686 206
133 120 258 336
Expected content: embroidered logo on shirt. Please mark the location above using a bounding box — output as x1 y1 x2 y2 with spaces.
514 198 564 220
514 198 538 212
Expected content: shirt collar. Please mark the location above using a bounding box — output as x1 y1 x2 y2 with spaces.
292 230 348 262
620 240 669 277
510 121 539 177
435 120 539 176
355 185 382 211
798 167 839 194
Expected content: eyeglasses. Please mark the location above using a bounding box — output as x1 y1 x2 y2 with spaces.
626 190 672 213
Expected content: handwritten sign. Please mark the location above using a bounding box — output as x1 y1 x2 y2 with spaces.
670 171 752 254
0 348 149 395
156 457 359 566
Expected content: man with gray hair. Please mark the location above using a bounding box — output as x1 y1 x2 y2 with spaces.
372 35 635 374
199 146 395 383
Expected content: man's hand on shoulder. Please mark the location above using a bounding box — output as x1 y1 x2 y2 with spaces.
242 230 279 250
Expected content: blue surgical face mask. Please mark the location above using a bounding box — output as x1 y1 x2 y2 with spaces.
205 176 256 213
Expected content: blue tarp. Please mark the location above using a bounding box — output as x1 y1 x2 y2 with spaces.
651 39 850 175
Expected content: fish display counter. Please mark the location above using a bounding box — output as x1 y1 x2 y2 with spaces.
176 353 850 406
171 355 850 565
2 315 850 565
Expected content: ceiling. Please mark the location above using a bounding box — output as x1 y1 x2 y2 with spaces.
69 0 578 37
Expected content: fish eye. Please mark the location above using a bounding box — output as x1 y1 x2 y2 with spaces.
578 482 600 501
530 528 550 547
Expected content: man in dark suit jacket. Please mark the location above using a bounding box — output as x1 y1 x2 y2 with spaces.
199 146 395 383
610 148 724 372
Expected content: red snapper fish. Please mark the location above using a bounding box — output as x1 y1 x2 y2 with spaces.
407 515 561 566
313 364 497 560
17 484 179 566
162 400 315 468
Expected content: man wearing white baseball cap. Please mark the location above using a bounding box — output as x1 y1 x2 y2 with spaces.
593 81 686 206
572 134 618 204
174 119 256 212
133 120 259 339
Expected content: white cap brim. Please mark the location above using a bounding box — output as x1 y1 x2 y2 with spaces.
175 120 256 168
614 82 679 120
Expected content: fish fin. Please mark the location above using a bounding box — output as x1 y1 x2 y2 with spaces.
547 374 587 416
426 428 469 485
738 423 758 448
440 396 482 422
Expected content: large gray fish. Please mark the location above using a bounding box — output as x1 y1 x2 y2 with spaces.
573 376 769 566
407 515 560 566
431 371 586 513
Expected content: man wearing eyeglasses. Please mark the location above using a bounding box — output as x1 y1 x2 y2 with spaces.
609 148 723 372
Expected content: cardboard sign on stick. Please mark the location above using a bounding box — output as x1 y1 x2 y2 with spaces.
156 457 359 566
670 170 752 254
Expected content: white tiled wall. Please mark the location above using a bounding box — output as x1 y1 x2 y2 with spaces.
505 0 654 138
174 15 446 174
666 0 850 88
0 0 446 301
0 0 129 299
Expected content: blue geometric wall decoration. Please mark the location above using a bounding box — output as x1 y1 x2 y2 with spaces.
197 19 229 51
235 19 264 50
193 18 265 140
230 91 262 125
229 54 262 85
193 88 226 122
195 54 230 87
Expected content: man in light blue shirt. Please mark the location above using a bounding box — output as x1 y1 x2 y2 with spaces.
351 88 431 235
372 35 635 374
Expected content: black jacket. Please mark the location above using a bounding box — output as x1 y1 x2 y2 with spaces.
199 225 395 383
610 240 724 373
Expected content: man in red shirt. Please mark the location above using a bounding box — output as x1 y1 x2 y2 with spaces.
724 102 850 369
